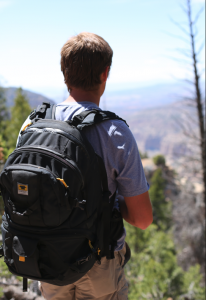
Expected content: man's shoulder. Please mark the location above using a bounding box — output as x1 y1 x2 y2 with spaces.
95 115 132 139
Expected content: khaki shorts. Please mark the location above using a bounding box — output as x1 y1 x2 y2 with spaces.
40 243 128 300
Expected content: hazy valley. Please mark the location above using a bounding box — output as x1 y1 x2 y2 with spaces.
3 84 203 181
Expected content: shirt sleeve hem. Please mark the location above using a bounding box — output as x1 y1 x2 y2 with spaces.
118 182 150 198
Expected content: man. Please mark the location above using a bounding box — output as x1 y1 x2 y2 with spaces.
21 32 153 300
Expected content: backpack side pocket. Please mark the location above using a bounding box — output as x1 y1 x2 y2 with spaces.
1 222 14 266
12 235 42 278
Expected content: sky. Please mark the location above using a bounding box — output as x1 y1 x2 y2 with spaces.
0 0 205 99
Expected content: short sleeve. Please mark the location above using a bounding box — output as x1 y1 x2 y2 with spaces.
103 121 149 197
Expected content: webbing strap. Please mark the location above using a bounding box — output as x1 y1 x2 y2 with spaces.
0 245 4 258
97 154 116 259
29 102 56 121
23 277 27 292
69 109 128 130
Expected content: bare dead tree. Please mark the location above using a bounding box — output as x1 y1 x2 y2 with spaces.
171 0 205 202
187 0 206 203
169 0 205 278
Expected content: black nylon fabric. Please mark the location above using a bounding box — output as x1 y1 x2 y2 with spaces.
1 219 96 285
0 105 125 285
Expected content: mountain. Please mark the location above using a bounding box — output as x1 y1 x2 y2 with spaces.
3 87 55 108
2 85 201 175
100 81 205 114
124 103 196 155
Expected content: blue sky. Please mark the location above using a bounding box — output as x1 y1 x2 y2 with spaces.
0 0 205 99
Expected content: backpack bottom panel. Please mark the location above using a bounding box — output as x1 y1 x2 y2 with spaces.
1 222 97 285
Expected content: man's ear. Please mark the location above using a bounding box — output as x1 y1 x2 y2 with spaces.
101 66 109 83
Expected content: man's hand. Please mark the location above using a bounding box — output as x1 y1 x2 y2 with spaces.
119 191 153 230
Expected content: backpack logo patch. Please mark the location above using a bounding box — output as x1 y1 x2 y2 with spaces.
17 183 28 195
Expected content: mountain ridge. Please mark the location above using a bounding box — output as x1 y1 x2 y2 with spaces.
3 87 55 109
2 86 200 172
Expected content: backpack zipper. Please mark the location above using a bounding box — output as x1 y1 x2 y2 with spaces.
6 163 61 184
12 146 84 188
2 219 94 239
22 126 88 155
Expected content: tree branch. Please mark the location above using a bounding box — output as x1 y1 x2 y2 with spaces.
170 17 190 36
193 6 204 25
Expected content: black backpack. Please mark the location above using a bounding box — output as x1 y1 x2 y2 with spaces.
0 102 127 290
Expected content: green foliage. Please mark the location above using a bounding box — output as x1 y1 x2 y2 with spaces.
124 158 205 299
0 259 12 279
0 88 9 142
0 134 9 163
153 155 165 166
0 88 8 124
139 151 148 159
4 88 31 157
0 135 6 229
149 168 171 230
125 223 183 299
124 223 205 299
180 265 206 300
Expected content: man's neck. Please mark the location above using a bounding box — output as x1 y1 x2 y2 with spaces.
63 86 105 107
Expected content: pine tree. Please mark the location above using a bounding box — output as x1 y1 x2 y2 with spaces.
149 168 172 230
124 223 205 300
0 87 9 140
5 88 31 156
0 87 9 227
124 156 205 299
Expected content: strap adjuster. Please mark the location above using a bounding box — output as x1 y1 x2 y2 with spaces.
29 109 36 120
74 199 86 210
76 254 93 265
42 101 51 107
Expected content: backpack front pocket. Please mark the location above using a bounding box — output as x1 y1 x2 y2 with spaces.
38 232 96 284
0 164 71 227
1 222 42 279
1 222 14 266
12 235 42 278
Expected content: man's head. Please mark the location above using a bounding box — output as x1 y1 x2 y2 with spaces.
60 32 113 92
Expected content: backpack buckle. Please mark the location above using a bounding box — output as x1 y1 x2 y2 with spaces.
29 109 36 120
74 199 86 210
70 115 84 127
106 245 115 260
76 254 92 265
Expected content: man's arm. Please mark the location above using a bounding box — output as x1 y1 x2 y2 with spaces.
119 191 153 230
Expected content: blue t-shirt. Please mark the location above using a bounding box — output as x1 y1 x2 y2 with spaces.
18 101 149 251
56 101 149 250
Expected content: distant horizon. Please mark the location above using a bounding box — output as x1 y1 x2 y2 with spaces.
4 79 205 112
3 78 205 103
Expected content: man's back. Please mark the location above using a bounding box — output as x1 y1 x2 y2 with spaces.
19 32 152 299
55 101 149 251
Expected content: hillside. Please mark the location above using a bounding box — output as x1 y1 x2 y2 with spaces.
2 86 200 176
100 81 205 113
3 87 55 109
124 103 196 156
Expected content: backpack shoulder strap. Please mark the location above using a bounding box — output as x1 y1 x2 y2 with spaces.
29 101 56 120
69 109 129 130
